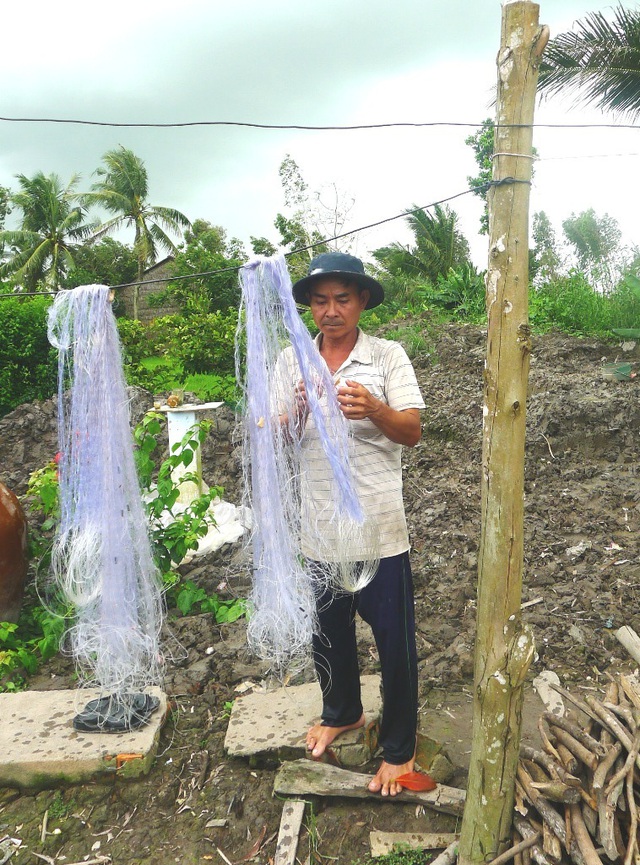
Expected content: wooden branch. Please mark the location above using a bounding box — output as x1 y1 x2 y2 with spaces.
549 685 601 725
542 713 606 756
615 626 640 667
538 718 562 763
578 788 598 812
487 833 541 865
620 674 640 711
514 830 524 865
592 742 622 790
569 804 603 865
549 726 598 772
530 781 582 805
274 800 305 865
273 759 466 815
624 768 638 865
542 823 562 863
517 765 587 865
565 805 572 854
520 746 581 786
430 839 460 865
513 816 555 865
580 802 597 839
597 757 624 861
556 743 580 776
604 732 640 795
603 701 637 733
585 696 639 771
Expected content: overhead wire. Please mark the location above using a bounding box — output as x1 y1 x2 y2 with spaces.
0 177 528 300
0 115 638 131
0 110 635 300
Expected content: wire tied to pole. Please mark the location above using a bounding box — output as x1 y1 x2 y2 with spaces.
491 152 537 160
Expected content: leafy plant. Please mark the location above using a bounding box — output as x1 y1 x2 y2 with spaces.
25 455 60 564
134 412 224 575
0 295 58 417
611 274 640 339
529 271 612 336
0 600 67 692
172 580 246 621
172 310 238 375
352 846 433 865
182 373 239 405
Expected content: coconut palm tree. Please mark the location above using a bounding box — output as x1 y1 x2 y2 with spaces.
372 204 470 284
0 172 93 291
538 5 640 119
85 147 190 318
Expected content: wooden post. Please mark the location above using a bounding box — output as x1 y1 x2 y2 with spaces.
458 4 548 864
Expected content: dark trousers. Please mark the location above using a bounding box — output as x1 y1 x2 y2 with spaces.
311 552 418 765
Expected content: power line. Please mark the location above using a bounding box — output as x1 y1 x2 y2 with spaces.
0 178 518 299
0 115 638 131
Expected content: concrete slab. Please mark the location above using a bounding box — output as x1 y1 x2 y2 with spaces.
0 688 167 789
224 675 382 767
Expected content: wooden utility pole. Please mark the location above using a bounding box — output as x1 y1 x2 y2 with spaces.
458 4 549 864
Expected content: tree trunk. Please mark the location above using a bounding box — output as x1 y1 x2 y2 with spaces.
458 4 548 864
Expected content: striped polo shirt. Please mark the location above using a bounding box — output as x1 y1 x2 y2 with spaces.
278 329 425 560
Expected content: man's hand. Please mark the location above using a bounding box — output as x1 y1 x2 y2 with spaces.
293 379 309 429
336 380 378 421
337 379 421 447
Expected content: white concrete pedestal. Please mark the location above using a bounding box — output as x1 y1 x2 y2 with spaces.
158 402 223 505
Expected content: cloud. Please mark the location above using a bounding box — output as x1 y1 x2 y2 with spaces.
1 0 636 267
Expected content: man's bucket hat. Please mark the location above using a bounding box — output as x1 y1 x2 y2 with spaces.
292 252 385 310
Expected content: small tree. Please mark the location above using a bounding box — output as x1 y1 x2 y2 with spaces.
562 208 623 292
63 237 138 290
84 146 190 319
531 210 562 284
0 173 93 291
372 204 471 284
167 220 246 314
466 118 495 235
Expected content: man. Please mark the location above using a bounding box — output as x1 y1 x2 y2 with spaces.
286 251 425 797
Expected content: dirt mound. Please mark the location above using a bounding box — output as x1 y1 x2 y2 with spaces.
1 323 639 864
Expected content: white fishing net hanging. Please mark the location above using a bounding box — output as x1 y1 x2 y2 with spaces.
236 255 379 675
48 285 164 721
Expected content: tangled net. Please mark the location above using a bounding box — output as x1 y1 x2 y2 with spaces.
48 285 164 707
236 255 379 675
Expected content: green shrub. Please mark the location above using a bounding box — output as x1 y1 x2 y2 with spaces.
116 317 148 366
529 271 612 337
182 373 239 405
172 310 238 375
0 296 57 417
610 274 640 338
0 597 67 692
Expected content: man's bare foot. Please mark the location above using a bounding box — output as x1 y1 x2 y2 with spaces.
368 756 415 797
306 714 366 758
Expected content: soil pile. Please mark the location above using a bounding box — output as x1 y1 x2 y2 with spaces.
0 322 639 864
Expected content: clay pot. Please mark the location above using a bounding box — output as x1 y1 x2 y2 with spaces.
0 482 28 623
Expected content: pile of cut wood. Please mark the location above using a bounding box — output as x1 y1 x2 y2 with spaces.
514 672 640 865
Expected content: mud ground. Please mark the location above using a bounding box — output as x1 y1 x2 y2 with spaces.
0 321 639 864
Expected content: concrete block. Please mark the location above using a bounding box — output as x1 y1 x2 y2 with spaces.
0 688 167 789
224 674 382 767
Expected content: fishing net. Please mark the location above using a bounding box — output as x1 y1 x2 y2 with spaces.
48 285 164 724
236 255 379 675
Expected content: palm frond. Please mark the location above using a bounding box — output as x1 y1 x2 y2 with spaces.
539 5 640 119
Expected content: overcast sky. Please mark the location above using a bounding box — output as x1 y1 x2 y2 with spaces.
2 0 638 267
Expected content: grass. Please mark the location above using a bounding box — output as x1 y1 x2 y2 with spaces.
352 847 433 865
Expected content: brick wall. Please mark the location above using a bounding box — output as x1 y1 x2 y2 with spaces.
120 257 181 322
